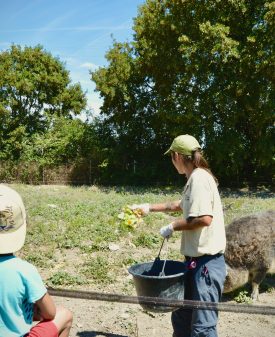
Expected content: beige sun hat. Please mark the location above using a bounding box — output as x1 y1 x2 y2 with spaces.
0 185 27 254
164 134 201 156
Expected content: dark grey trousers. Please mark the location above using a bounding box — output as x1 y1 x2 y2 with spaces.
171 254 226 337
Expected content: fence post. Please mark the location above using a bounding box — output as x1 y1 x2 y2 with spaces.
89 160 92 185
42 165 45 184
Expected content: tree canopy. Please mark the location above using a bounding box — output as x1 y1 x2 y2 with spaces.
92 0 275 185
0 45 87 160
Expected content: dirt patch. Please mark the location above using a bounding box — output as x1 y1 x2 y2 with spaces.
53 288 275 337
48 242 275 337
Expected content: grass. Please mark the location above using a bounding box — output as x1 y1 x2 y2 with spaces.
81 255 111 284
133 232 161 248
47 271 86 287
10 183 275 292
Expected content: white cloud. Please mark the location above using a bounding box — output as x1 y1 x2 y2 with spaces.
87 93 103 116
68 69 102 116
80 62 99 70
69 69 91 86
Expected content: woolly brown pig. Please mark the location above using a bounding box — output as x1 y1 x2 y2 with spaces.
223 210 275 300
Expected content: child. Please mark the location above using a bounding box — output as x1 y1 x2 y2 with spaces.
0 184 73 337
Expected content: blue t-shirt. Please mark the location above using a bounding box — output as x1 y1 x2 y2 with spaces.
0 255 47 337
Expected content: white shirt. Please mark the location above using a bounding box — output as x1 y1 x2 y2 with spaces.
180 168 226 257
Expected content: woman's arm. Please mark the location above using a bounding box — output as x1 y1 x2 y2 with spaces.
160 215 212 238
131 200 182 215
172 215 212 231
149 200 182 212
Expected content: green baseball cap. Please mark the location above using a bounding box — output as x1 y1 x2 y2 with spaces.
164 135 201 156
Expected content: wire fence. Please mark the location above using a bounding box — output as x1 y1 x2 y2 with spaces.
0 160 97 185
48 288 275 316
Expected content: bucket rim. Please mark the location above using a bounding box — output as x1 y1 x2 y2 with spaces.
128 259 186 279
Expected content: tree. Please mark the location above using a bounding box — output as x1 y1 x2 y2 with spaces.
0 45 87 159
21 116 98 165
92 0 275 185
92 42 166 184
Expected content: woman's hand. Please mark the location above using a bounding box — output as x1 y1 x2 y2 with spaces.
160 223 174 238
130 203 150 215
130 200 182 215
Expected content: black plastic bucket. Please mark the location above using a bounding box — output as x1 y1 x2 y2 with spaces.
128 259 186 312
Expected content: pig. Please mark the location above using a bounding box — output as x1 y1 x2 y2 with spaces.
223 210 275 300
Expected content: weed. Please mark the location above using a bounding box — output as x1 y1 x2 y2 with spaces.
80 241 108 253
47 271 85 287
24 251 54 268
121 257 139 267
234 290 253 304
133 232 160 248
81 256 111 284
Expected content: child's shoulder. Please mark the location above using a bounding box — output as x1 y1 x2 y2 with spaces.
17 257 38 270
0 256 42 288
6 256 39 274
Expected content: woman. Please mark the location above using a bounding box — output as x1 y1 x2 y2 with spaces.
132 134 226 337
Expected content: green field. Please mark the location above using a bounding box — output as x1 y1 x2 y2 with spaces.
10 184 275 294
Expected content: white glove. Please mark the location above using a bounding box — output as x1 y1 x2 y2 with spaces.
130 203 150 215
160 223 174 238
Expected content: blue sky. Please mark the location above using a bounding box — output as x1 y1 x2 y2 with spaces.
0 0 145 115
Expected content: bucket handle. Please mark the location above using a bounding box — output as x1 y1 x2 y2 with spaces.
157 238 169 276
156 237 166 260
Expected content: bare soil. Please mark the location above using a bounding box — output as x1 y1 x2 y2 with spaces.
53 280 275 337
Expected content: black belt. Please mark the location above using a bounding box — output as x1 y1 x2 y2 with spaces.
185 253 223 261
